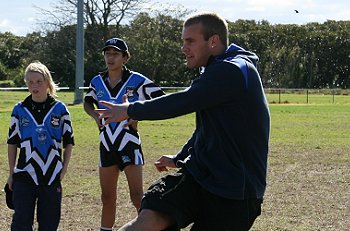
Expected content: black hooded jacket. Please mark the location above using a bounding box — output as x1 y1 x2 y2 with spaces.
128 43 270 200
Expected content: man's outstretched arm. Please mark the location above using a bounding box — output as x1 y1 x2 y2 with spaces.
95 100 129 124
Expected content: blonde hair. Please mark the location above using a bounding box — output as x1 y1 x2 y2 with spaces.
24 61 58 97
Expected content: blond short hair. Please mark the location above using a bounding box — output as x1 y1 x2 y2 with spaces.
24 61 58 97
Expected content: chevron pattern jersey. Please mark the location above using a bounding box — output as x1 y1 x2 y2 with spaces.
8 100 74 185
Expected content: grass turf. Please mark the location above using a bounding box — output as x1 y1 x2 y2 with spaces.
0 91 349 230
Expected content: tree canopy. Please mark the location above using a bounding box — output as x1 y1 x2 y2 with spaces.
0 3 349 89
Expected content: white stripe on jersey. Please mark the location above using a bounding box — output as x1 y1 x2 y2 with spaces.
144 86 164 97
105 120 128 143
31 148 60 175
118 132 141 151
14 164 38 185
49 161 62 185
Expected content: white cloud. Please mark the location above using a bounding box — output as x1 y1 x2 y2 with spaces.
0 19 16 34
0 19 10 27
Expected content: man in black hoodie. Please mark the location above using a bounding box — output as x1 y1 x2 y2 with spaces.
97 11 270 231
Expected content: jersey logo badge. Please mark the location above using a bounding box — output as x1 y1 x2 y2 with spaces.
20 117 30 127
125 87 136 100
50 115 60 128
97 89 104 98
36 126 47 144
122 155 131 164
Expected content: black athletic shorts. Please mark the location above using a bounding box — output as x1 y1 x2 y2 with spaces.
99 143 144 170
141 168 263 231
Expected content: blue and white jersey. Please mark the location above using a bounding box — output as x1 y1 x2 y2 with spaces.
85 70 164 156
8 99 74 185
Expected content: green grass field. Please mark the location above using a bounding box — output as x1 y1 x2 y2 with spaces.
0 91 349 230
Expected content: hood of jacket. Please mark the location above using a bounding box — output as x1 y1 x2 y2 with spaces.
201 43 259 88
221 43 259 67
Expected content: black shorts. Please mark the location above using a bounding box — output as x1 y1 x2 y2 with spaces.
99 143 144 170
141 168 262 231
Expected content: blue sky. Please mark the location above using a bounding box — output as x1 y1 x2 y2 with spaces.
1 0 349 36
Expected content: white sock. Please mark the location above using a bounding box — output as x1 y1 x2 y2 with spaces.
100 227 113 231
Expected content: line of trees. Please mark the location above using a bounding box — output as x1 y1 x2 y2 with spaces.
0 1 349 89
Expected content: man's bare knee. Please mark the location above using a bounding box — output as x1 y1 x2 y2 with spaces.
139 209 174 225
118 209 175 231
